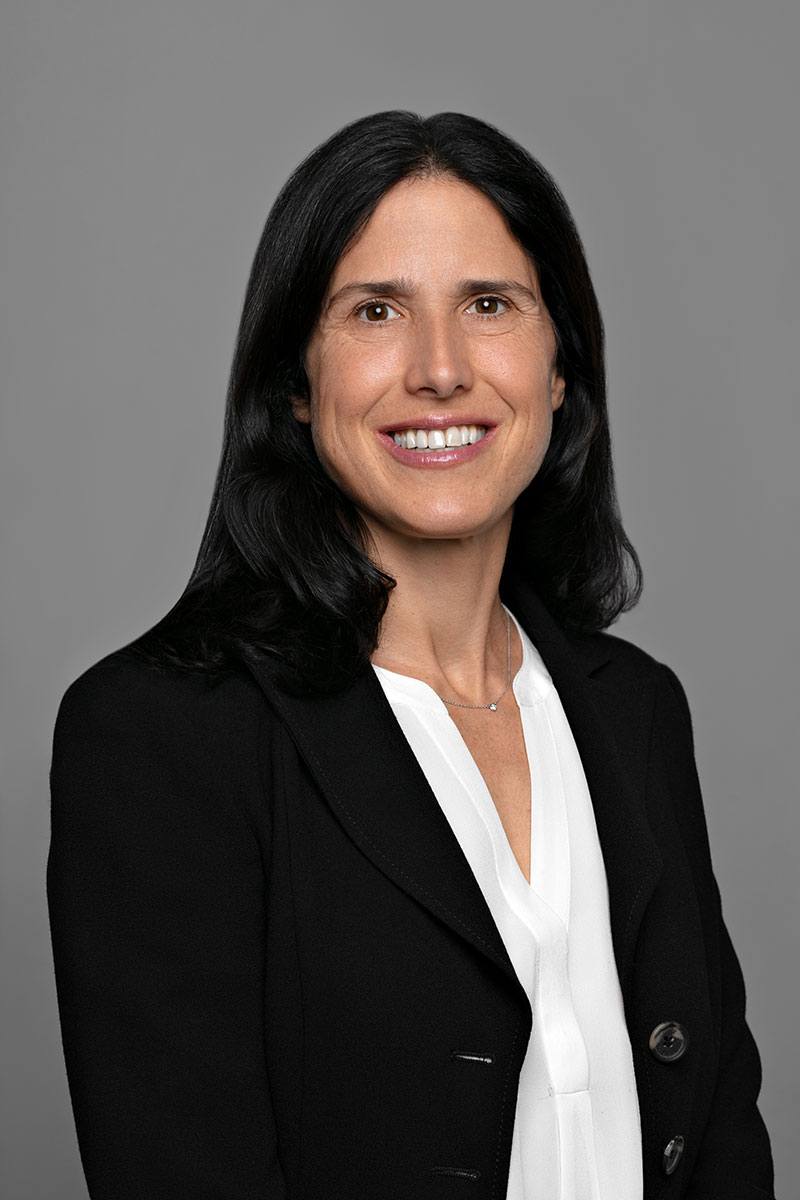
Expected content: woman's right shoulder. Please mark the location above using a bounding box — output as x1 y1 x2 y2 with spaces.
49 642 282 847
60 640 267 713
52 641 276 774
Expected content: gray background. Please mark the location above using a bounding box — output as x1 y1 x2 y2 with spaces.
1 1 797 1196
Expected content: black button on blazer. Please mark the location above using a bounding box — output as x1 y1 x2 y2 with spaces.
46 572 776 1199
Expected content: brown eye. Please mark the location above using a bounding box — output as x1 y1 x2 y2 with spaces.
356 301 399 323
469 295 510 317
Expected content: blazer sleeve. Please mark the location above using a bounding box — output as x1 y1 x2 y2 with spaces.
46 655 288 1199
658 662 775 1200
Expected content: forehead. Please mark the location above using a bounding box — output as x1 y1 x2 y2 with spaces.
328 175 536 286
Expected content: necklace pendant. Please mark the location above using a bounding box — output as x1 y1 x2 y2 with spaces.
489 702 497 711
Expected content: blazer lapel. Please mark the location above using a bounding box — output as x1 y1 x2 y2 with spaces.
242 572 663 1008
500 571 664 999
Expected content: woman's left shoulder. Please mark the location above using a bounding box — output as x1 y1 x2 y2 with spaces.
572 626 690 699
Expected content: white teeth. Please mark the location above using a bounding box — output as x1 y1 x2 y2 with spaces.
392 424 487 450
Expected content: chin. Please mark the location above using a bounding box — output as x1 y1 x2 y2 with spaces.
386 510 503 542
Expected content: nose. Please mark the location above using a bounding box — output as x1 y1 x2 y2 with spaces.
403 310 474 399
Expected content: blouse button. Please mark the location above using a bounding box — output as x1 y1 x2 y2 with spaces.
662 1134 685 1175
648 1020 688 1062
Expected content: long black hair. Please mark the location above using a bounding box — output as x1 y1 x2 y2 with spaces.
125 109 642 696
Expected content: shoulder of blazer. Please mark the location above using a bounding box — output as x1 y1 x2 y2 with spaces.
55 642 267 727
571 625 695 762
50 643 279 844
568 623 669 684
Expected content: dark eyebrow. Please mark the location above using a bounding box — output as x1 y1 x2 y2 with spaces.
325 277 538 312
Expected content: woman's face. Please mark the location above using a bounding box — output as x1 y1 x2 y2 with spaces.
293 174 565 546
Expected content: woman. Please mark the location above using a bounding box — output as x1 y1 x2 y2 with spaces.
46 110 775 1199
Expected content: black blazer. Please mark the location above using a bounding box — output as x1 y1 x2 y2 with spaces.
46 572 775 1199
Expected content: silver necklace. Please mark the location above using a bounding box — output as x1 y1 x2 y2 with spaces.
437 607 512 712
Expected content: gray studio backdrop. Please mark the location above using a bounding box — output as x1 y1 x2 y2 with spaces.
1 1 797 1197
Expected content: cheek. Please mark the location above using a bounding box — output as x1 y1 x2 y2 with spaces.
478 334 553 401
322 337 400 399
308 358 376 473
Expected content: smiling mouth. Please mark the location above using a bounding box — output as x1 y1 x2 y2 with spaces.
389 424 488 451
376 422 497 469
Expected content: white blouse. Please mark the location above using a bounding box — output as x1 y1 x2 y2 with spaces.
372 604 643 1200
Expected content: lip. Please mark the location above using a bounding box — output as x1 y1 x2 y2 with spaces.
376 423 499 469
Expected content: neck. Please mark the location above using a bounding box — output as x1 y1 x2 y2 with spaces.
366 513 521 704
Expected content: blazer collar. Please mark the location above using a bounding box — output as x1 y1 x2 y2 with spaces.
242 572 663 1013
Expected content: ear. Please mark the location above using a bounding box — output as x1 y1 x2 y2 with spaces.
291 394 311 424
551 370 566 412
